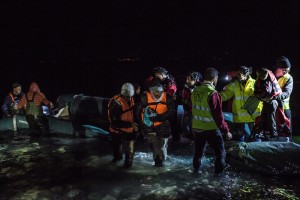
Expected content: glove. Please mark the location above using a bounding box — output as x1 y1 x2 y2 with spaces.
225 132 232 141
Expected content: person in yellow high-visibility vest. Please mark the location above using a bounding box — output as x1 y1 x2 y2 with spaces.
191 68 232 175
221 66 263 141
273 56 293 132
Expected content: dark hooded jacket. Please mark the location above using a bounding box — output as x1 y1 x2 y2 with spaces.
254 70 282 102
2 92 24 117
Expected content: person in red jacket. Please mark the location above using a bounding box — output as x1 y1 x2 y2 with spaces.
152 67 180 141
17 82 54 135
153 67 177 97
181 71 202 139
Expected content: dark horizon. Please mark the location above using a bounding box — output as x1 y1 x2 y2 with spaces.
1 1 299 131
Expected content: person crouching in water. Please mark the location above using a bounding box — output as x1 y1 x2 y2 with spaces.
17 82 54 135
191 68 232 174
108 83 139 168
136 78 174 167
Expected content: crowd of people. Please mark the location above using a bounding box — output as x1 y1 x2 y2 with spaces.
1 56 293 175
106 55 293 174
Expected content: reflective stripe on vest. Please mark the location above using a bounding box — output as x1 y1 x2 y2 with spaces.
9 93 15 103
108 95 134 133
192 84 218 130
278 74 291 110
143 92 167 127
9 93 21 105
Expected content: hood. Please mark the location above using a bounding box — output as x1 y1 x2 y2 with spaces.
29 82 40 93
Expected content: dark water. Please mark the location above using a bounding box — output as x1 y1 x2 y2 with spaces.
0 132 300 200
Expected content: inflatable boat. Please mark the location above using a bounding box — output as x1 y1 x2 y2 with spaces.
225 141 300 176
0 94 110 137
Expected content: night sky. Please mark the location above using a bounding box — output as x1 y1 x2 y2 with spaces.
1 1 299 99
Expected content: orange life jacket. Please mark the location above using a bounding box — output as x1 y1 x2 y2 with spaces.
108 95 135 133
9 93 15 102
143 92 167 127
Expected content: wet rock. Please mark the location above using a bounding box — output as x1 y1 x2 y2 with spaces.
11 144 40 155
0 144 9 150
24 162 34 168
50 186 64 193
85 155 103 168
202 178 209 184
6 168 27 178
16 189 39 200
87 192 105 200
119 188 141 200
17 155 31 163
212 181 221 187
10 180 28 187
56 146 66 153
66 189 84 198
0 152 9 160
101 194 117 200
0 167 11 174
110 187 122 197
141 184 152 193
177 188 186 195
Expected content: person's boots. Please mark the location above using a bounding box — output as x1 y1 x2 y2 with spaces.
112 154 122 163
193 158 200 173
154 157 163 167
123 153 133 168
123 160 132 168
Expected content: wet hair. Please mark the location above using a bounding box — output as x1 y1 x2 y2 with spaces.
256 68 269 80
149 77 163 88
187 71 202 82
152 67 168 75
12 82 21 89
239 66 253 77
203 68 218 80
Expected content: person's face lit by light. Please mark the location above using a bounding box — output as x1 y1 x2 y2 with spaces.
213 76 218 87
155 72 165 81
135 86 141 95
237 71 248 81
13 86 22 95
275 67 289 78
186 76 196 86
151 91 163 99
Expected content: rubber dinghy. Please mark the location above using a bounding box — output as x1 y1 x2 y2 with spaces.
225 141 300 176
0 115 108 137
0 94 110 137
